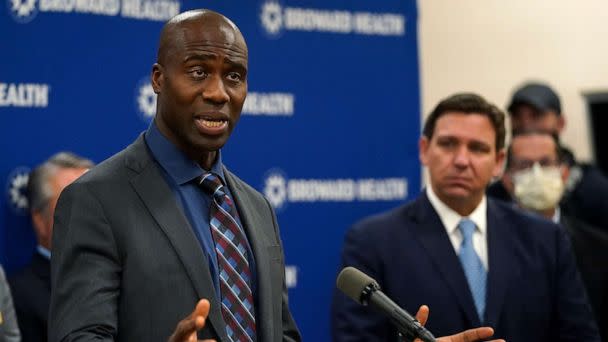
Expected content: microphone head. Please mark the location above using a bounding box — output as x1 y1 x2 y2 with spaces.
336 266 379 304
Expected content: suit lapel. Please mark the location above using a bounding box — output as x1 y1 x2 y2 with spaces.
411 194 481 326
484 200 516 327
127 137 228 342
224 169 275 342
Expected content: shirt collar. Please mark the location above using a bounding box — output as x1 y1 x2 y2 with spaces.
553 206 561 224
37 245 51 260
426 186 487 235
145 121 226 185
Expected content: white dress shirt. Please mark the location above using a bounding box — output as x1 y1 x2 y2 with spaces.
426 186 489 270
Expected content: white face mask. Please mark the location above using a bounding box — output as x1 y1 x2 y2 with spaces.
512 163 564 211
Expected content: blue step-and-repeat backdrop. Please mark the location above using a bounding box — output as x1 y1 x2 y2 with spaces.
1 0 420 340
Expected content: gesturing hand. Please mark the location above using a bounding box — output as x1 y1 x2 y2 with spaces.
413 305 505 342
168 299 216 342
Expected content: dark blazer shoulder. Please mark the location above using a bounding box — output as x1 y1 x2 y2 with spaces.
57 134 154 210
352 193 562 239
345 195 432 250
349 201 413 236
76 133 150 184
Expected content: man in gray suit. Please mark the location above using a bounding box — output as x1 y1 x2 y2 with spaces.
48 9 299 342
1 265 20 342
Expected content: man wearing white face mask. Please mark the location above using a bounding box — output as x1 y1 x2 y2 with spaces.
512 162 564 214
502 129 608 341
487 82 608 229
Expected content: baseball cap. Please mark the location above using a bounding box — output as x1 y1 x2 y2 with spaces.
508 82 561 115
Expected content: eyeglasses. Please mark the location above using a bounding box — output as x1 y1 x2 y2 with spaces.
509 158 561 172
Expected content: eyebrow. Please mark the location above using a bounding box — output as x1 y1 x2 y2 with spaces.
513 156 557 162
183 53 247 69
469 140 492 150
436 135 492 147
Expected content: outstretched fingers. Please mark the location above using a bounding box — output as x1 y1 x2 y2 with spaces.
169 299 213 342
454 327 504 342
415 305 430 326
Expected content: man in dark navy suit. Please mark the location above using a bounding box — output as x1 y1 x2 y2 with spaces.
332 93 601 341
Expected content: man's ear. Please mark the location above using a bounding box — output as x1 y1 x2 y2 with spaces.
151 63 164 94
502 171 514 195
556 115 566 134
419 137 429 166
493 148 506 178
561 164 570 184
31 210 49 240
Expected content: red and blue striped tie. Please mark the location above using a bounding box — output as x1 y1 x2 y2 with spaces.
199 173 257 342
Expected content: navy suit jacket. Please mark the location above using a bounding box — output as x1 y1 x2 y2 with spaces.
331 193 600 341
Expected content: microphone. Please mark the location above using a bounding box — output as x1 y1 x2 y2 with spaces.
336 266 436 342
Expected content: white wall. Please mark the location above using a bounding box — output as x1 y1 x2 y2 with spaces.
419 0 608 161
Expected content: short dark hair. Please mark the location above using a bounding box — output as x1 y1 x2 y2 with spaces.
422 93 506 151
505 129 562 170
508 82 561 116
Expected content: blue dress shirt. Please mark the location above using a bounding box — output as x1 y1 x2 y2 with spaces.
144 123 256 298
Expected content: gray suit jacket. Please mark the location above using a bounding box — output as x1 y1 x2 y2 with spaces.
1 265 20 342
49 135 300 342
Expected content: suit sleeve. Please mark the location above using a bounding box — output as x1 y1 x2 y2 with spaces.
0 266 21 342
553 226 601 341
49 183 121 342
280 273 300 342
265 197 301 342
331 224 395 342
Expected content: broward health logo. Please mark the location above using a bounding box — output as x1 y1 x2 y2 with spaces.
263 169 408 211
263 170 288 209
134 77 156 123
0 82 50 108
7 0 179 23
242 92 294 117
5 166 30 215
259 1 283 37
259 0 405 38
7 0 38 23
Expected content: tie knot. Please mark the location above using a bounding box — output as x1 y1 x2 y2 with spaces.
458 218 476 240
198 172 225 199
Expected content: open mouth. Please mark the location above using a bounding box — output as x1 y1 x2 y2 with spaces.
200 118 227 128
195 117 228 134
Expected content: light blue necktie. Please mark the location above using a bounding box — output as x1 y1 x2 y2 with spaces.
458 218 487 322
